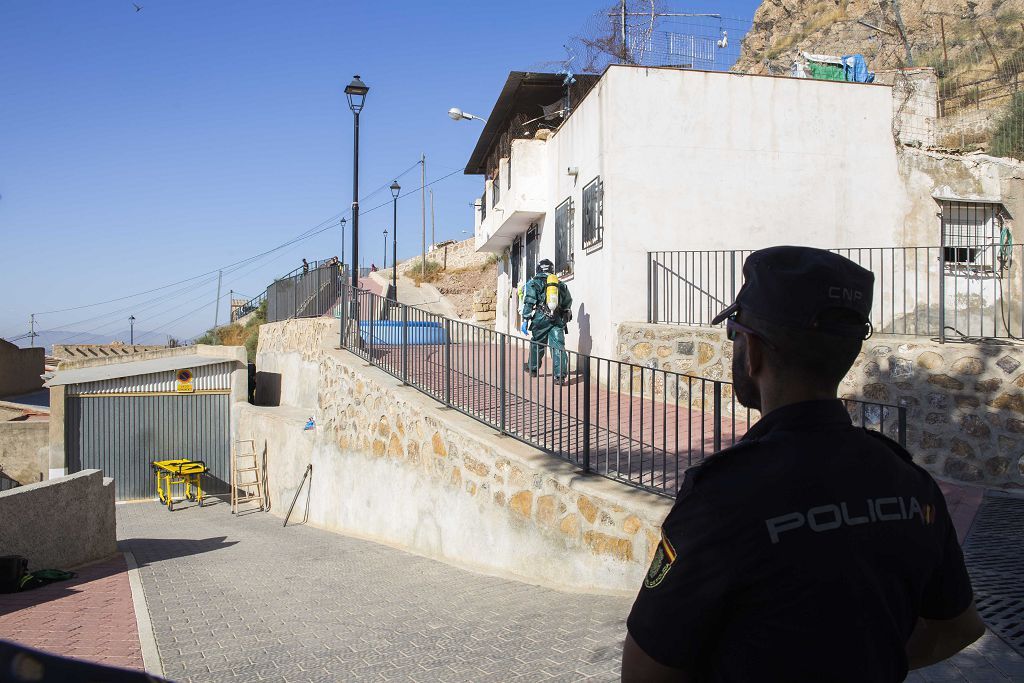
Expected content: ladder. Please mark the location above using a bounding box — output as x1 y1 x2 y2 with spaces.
231 438 265 514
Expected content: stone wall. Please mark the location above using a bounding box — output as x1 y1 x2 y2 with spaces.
0 470 117 570
0 419 48 485
247 319 671 593
398 238 493 275
472 287 497 325
617 323 1024 489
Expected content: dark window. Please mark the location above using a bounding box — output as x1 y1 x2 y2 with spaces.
480 191 486 221
941 201 1005 267
510 236 522 287
492 172 500 207
507 154 512 189
582 177 603 249
525 223 539 277
554 198 574 275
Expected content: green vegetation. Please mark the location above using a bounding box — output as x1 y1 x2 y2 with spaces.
406 258 444 284
990 93 1024 160
194 299 266 362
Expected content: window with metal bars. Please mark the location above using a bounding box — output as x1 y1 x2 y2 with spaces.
492 172 500 207
480 191 486 221
554 198 574 275
940 200 1007 268
510 236 522 287
525 223 539 277
582 177 603 249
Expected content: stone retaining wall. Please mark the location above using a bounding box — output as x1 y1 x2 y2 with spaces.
0 419 48 485
247 319 671 593
617 323 1024 489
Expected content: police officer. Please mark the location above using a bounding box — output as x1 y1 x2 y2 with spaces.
521 258 573 384
622 246 984 682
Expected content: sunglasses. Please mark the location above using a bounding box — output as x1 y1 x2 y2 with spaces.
725 316 775 349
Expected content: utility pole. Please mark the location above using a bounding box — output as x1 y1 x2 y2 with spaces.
430 189 436 249
28 314 38 347
129 315 136 345
229 289 234 323
620 0 627 63
214 269 223 329
421 154 426 278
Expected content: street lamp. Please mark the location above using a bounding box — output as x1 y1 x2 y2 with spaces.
129 315 135 345
345 75 369 290
447 107 487 124
383 228 389 272
340 216 347 274
389 180 400 301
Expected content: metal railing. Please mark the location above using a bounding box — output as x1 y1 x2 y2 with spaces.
232 291 266 322
267 262 342 323
340 285 905 498
649 243 1024 341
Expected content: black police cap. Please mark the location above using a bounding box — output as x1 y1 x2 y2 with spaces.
711 246 874 339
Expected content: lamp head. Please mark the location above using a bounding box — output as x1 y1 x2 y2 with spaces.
345 75 369 113
390 180 401 198
340 216 347 228
448 107 464 121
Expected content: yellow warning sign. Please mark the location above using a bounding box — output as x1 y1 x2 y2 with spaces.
175 368 195 393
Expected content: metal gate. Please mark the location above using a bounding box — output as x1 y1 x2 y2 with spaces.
66 394 230 500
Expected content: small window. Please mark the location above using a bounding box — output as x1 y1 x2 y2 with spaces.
480 191 486 221
582 177 603 249
554 198 574 275
940 200 1006 267
525 223 539 277
510 236 522 287
507 153 512 189
492 172 500 207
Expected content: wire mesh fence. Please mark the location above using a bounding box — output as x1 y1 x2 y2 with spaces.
340 285 905 498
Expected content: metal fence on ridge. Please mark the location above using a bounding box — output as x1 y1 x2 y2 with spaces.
266 262 343 323
649 242 1023 342
339 285 906 498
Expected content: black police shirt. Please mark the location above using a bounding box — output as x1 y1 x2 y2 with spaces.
626 400 973 683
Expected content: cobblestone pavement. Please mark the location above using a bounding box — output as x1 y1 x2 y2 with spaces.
117 499 629 682
117 497 1024 683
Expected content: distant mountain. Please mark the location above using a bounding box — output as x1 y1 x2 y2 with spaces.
8 329 175 352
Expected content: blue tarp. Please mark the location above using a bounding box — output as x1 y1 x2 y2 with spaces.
358 320 447 346
841 54 875 83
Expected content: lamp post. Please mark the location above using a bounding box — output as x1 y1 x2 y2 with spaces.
340 216 347 275
383 228 389 272
389 180 400 301
129 315 135 345
447 107 487 124
345 75 369 289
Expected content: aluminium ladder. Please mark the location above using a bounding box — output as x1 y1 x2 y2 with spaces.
231 438 265 514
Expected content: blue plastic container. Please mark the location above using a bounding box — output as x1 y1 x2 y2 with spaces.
358 320 447 346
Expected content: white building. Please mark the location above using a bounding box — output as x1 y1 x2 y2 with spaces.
466 65 1020 358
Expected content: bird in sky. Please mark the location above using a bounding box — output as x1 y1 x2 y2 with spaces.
133 3 143 11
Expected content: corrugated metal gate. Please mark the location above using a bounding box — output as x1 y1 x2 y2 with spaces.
58 360 235 501
66 394 230 500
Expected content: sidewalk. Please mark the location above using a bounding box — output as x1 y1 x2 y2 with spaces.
0 553 145 672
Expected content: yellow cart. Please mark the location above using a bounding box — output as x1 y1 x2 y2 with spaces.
152 459 207 511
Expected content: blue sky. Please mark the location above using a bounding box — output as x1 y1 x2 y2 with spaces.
0 1 759 345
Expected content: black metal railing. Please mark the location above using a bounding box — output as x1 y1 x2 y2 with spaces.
232 291 267 322
267 262 343 323
339 285 906 498
649 242 1023 341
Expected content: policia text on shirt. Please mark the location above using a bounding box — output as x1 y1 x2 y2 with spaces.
621 247 985 683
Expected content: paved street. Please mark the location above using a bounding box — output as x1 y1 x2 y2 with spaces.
115 494 1024 683
117 499 630 682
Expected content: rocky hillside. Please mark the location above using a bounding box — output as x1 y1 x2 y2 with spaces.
735 0 1024 75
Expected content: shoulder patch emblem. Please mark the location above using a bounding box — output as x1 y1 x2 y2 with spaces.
643 534 677 589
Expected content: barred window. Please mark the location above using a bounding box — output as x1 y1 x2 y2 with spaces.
492 172 500 207
554 198 574 275
525 223 539 277
582 177 603 249
941 200 1006 267
510 236 522 287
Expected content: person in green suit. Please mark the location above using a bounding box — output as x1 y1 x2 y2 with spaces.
521 259 573 384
